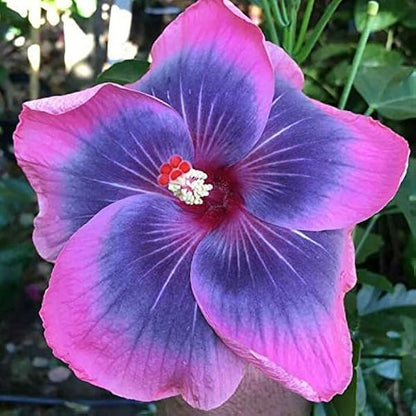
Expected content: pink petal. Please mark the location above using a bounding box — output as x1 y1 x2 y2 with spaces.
191 212 355 401
236 85 409 230
266 41 304 89
131 0 274 167
41 194 244 409
14 84 193 261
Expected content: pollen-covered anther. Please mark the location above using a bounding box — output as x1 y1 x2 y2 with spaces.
168 168 213 205
158 156 213 205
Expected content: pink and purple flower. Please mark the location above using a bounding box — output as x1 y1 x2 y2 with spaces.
14 0 409 410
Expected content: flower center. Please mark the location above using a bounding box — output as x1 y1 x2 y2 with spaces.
158 155 213 205
158 156 243 229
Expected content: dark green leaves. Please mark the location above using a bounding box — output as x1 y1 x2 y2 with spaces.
358 270 394 293
0 177 37 312
354 226 384 264
402 355 416 389
358 284 416 317
354 66 416 120
393 158 416 236
361 44 404 67
96 60 150 85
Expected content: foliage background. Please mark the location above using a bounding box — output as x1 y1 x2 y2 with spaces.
0 0 415 414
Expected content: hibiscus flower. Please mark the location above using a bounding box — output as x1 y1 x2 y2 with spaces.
14 0 409 410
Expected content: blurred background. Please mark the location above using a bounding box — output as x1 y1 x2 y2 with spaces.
0 0 416 414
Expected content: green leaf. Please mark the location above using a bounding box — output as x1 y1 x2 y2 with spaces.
326 60 350 87
0 263 23 312
0 204 12 227
354 226 384 264
361 44 404 67
354 66 416 120
0 65 7 87
374 359 401 380
324 45 403 89
403 236 416 284
357 269 394 293
402 355 416 389
402 0 416 28
313 403 329 416
97 60 150 85
364 373 394 415
311 43 355 63
345 291 360 334
402 316 416 354
393 158 416 236
356 368 367 413
358 284 416 317
0 240 35 265
0 177 35 203
354 0 409 32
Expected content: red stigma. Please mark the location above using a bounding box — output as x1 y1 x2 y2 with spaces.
169 155 182 168
158 155 193 187
179 161 191 173
157 174 169 186
170 169 183 181
160 163 172 175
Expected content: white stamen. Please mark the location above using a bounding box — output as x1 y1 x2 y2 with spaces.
168 168 213 205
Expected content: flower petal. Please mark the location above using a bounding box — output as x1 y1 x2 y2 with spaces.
131 0 274 167
14 83 193 261
191 212 355 401
236 83 409 230
41 194 245 410
266 41 304 89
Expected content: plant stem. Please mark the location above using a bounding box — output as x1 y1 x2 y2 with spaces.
386 28 394 51
287 4 299 54
364 105 375 116
261 0 279 44
294 0 315 54
356 214 380 256
338 1 379 109
295 0 342 63
279 0 289 25
283 28 289 50
270 0 288 29
354 205 398 255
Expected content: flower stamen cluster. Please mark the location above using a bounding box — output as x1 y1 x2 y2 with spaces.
158 155 213 205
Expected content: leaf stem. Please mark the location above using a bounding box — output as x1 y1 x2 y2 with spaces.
261 0 280 44
338 1 379 109
294 0 315 54
295 0 342 63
